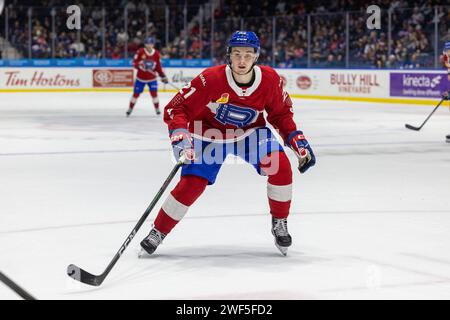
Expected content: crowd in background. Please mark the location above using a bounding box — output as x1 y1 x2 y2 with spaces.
0 0 449 68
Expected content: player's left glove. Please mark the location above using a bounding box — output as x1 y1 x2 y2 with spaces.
287 130 316 173
161 75 169 84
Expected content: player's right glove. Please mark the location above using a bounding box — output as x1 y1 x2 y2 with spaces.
287 130 316 173
160 75 169 84
169 128 195 163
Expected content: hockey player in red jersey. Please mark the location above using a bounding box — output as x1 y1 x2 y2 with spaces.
139 31 316 256
126 36 168 117
443 42 450 143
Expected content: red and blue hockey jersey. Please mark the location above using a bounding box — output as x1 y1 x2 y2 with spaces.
133 47 165 82
163 65 297 142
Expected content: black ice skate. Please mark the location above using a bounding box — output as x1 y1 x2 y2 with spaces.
271 217 292 256
446 134 450 143
126 107 134 117
155 107 161 115
138 227 166 258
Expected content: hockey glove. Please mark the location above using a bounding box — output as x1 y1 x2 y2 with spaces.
287 130 316 173
170 128 195 163
161 75 169 84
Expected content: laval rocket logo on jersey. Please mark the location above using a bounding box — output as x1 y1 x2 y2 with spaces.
0 0 5 16
144 60 155 71
207 93 259 128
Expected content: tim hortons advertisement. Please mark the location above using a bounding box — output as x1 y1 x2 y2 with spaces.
0 68 90 89
93 69 134 87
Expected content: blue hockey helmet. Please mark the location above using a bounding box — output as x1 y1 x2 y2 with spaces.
145 36 156 45
227 31 260 56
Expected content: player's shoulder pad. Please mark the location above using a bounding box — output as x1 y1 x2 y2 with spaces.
194 64 224 87
135 47 146 56
259 65 284 90
259 65 281 80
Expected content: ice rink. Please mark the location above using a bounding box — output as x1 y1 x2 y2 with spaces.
1 91 450 300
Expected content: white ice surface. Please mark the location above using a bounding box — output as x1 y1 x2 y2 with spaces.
1 92 450 300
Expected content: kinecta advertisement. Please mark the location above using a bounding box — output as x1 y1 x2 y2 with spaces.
1 67 447 102
390 72 448 98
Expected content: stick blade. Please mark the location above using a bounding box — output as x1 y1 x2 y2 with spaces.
405 124 420 131
67 264 103 287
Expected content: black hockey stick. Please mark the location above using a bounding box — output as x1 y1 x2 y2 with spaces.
67 156 185 286
0 271 36 300
405 97 446 131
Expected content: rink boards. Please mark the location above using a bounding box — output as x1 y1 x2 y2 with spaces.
0 67 447 105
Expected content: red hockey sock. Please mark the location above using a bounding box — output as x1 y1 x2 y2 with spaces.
259 151 293 219
130 93 139 109
150 91 159 109
154 175 208 234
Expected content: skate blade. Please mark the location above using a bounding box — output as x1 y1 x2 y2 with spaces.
275 243 288 256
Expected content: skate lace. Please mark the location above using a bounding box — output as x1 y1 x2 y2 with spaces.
148 229 166 245
273 218 289 237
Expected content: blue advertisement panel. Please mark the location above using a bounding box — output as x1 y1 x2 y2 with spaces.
0 59 212 68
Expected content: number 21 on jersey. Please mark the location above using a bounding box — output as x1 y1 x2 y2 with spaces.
179 82 196 99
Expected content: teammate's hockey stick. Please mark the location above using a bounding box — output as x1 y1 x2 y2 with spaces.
67 155 186 287
405 97 446 131
0 271 36 300
167 82 180 91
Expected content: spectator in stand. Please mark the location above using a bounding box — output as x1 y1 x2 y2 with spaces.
3 0 448 68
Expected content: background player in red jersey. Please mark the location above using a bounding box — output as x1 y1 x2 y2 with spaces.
126 36 168 117
442 42 450 143
139 31 316 256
